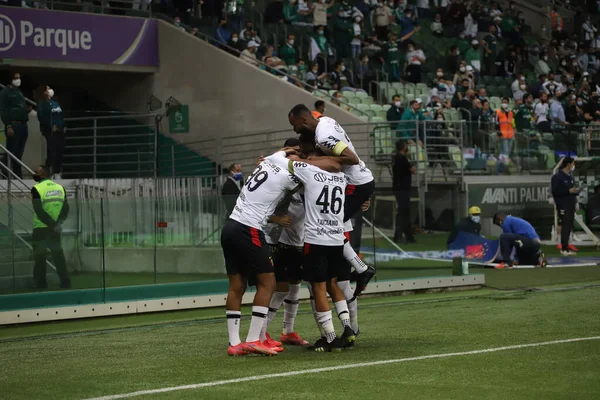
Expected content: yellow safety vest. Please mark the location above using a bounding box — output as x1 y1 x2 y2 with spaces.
33 179 65 229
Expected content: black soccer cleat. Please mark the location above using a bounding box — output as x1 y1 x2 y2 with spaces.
341 326 356 349
312 337 343 352
353 266 376 297
308 337 327 351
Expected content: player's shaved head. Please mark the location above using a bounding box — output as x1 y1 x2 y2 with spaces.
289 104 319 135
493 212 506 226
283 137 300 147
298 133 317 158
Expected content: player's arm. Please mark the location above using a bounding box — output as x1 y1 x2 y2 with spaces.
268 215 292 227
330 142 360 165
289 155 342 173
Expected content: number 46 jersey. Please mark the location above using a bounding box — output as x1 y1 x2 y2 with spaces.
230 151 300 230
288 160 346 246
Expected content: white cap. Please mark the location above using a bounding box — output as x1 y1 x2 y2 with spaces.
584 71 590 76
494 16 502 22
415 98 423 104
247 40 259 48
471 39 479 45
466 65 474 72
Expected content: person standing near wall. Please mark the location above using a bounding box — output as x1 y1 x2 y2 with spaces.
35 85 66 178
0 72 29 178
221 163 243 217
551 157 582 256
31 165 70 289
392 139 416 244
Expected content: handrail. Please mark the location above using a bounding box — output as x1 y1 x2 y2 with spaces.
0 83 36 108
64 113 157 122
0 144 36 176
154 14 369 119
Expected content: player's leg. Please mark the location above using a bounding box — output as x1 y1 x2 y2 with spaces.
280 245 309 345
329 247 356 348
260 245 286 348
497 233 518 268
337 279 359 335
305 281 326 338
343 226 375 297
242 227 278 356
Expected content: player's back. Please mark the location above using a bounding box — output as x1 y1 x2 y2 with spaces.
314 117 373 186
230 152 299 230
289 160 346 246
279 192 305 247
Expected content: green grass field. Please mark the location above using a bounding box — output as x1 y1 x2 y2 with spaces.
1 283 600 400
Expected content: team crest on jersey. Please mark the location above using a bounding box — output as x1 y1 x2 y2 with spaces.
314 173 327 182
334 123 344 133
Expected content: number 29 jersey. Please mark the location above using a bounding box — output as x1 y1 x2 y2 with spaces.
230 151 300 230
288 160 346 246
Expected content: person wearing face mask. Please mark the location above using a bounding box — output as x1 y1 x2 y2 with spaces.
493 212 546 269
34 85 65 178
312 0 331 28
430 74 456 102
305 62 326 89
511 75 527 101
330 61 350 90
279 34 298 66
551 157 583 256
382 33 403 81
431 13 443 36
404 41 426 84
0 71 29 179
31 165 70 289
386 95 404 130
446 206 482 248
221 163 244 217
549 90 568 129
241 41 260 66
332 0 355 59
515 93 534 133
309 27 333 72
226 32 246 54
534 52 551 77
374 0 393 41
398 7 420 40
496 98 515 174
351 14 364 59
216 18 232 45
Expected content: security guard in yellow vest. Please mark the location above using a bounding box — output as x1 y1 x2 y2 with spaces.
31 165 70 289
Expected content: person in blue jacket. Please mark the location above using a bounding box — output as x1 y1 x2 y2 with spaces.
34 85 65 177
493 212 547 269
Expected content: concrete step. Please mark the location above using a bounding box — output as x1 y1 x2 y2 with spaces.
0 261 34 278
0 274 59 290
0 248 32 263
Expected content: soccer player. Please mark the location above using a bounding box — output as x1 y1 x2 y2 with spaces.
288 142 355 352
221 147 300 356
493 213 548 269
261 138 310 350
288 105 376 297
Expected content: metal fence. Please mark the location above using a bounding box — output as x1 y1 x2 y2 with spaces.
63 113 158 178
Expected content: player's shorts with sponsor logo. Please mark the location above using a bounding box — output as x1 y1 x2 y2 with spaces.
221 219 274 281
344 180 375 222
302 243 345 283
269 243 303 282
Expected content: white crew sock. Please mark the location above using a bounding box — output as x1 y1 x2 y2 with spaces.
260 291 287 341
306 282 325 336
226 310 242 346
337 280 359 333
343 241 368 274
246 306 268 343
283 283 301 334
334 300 351 329
316 310 336 343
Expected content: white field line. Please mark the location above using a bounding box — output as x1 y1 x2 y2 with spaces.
83 336 600 400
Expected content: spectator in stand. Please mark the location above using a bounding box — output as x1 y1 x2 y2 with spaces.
430 72 456 102
351 14 364 59
227 32 246 54
463 10 478 39
332 91 351 111
382 33 403 81
535 52 552 77
492 16 503 39
550 90 568 129
374 1 393 41
582 16 597 48
584 92 600 123
173 16 186 32
431 13 443 36
284 0 300 24
0 72 29 179
306 62 327 89
243 28 262 47
405 41 426 84
452 78 473 107
515 93 535 133
480 100 496 133
312 100 326 118
309 26 333 72
216 18 232 45
447 45 461 74
264 0 285 24
221 163 243 217
416 0 430 20
241 41 260 66
477 88 488 103
387 95 404 130
355 54 375 91
550 5 564 40
330 60 350 90
225 1 244 32
312 0 331 28
400 99 429 143
482 25 499 76
512 75 527 102
566 95 585 124
34 85 65 178
496 98 515 165
465 39 482 73
332 0 354 58
398 7 420 43
263 46 286 69
534 91 552 133
279 34 298 66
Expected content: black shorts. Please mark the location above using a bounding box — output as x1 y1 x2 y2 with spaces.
221 220 274 281
271 243 304 283
556 207 575 226
344 180 375 222
302 243 345 283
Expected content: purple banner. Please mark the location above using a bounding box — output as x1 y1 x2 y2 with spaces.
0 6 158 66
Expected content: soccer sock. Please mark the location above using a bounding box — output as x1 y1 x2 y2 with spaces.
344 240 368 274
283 283 301 335
260 291 287 341
316 310 336 343
226 310 242 346
338 280 359 333
246 306 268 343
306 282 325 336
334 300 351 329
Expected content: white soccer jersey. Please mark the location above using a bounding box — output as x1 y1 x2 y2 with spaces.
289 160 346 246
314 116 374 186
279 192 305 247
264 191 298 245
230 151 300 230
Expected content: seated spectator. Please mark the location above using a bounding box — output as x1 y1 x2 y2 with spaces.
216 18 232 45
332 91 351 112
190 27 199 36
243 28 262 46
313 100 326 118
535 52 552 77
511 75 527 102
387 95 404 130
226 32 246 55
305 62 327 89
431 13 443 36
263 46 286 69
240 21 255 40
405 41 426 84
451 78 472 107
241 41 260 66
279 34 298 66
465 39 482 72
430 77 456 103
